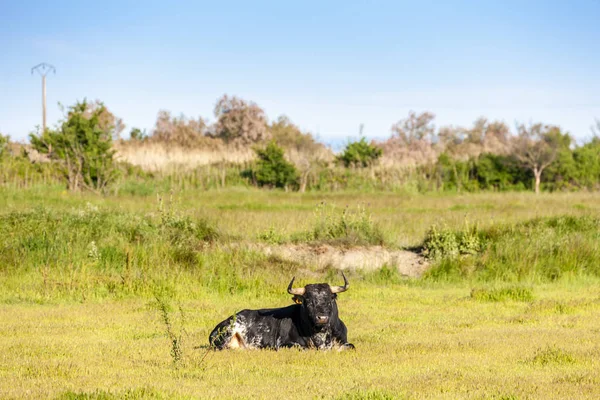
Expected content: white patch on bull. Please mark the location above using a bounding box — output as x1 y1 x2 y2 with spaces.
311 330 334 350
225 317 271 350
247 321 270 349
249 335 263 348
226 318 248 349
314 332 327 342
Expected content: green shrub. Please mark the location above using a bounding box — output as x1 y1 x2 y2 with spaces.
424 215 600 282
258 226 286 244
29 100 119 193
337 137 382 168
474 153 529 191
422 225 459 259
422 222 481 259
247 141 298 189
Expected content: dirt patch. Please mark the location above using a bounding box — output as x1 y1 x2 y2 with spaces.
255 244 429 278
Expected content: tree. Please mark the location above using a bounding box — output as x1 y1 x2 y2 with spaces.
483 120 511 154
337 137 382 167
251 141 298 189
30 100 119 193
391 111 436 146
572 138 600 189
269 115 321 152
212 95 269 144
512 123 561 194
475 153 528 191
152 110 207 146
82 100 125 139
541 129 576 191
438 118 511 160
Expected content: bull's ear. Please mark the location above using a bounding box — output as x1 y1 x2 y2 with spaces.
292 295 303 304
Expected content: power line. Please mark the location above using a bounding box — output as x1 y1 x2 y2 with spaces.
31 63 56 133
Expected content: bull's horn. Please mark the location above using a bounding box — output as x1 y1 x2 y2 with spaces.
330 272 349 294
287 277 305 296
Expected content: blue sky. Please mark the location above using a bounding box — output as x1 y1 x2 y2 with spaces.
1 0 599 146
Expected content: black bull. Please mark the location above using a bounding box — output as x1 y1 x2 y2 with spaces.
209 273 355 350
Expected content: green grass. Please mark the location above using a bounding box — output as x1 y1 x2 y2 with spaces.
3 186 600 248
527 346 577 366
1 187 600 398
424 215 600 282
470 286 534 302
1 283 599 399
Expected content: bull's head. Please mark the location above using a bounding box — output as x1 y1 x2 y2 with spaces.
287 273 349 328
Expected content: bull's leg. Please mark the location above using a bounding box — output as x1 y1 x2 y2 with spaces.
227 332 246 349
333 320 355 350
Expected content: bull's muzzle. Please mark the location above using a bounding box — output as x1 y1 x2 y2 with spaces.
316 315 329 325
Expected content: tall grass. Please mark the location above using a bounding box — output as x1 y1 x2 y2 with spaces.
424 215 600 282
0 201 302 302
0 155 62 188
2 192 598 306
294 202 386 246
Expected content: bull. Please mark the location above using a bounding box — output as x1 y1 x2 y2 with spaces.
209 273 355 350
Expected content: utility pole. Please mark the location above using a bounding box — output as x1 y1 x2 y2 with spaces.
31 63 56 132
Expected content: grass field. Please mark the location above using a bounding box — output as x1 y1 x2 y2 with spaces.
1 187 599 399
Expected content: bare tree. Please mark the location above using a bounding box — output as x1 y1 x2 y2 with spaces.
391 111 436 146
152 110 207 146
440 118 511 160
82 100 125 139
269 115 322 152
483 120 511 154
512 123 560 194
437 125 465 154
212 95 269 144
